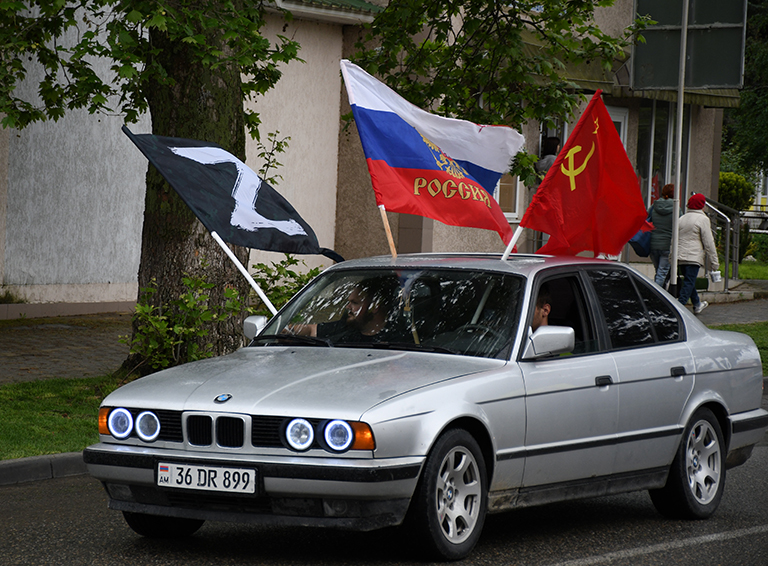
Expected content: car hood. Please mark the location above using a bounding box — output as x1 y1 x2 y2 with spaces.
103 346 504 420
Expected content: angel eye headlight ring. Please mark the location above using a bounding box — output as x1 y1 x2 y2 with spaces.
285 418 314 451
135 411 161 442
324 420 354 452
107 408 134 440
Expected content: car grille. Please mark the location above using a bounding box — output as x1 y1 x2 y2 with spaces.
187 415 213 446
252 416 322 449
217 416 245 448
251 416 285 447
126 408 183 442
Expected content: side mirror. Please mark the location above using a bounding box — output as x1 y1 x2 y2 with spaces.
522 325 575 360
243 315 268 340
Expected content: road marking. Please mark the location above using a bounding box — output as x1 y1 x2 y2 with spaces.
545 524 768 566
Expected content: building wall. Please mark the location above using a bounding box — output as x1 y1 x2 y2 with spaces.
1 53 150 303
687 107 724 200
245 14 345 272
0 124 8 288
335 26 401 261
0 14 348 305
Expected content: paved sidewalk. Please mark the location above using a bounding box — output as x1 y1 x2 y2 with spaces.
0 312 132 386
2 283 768 486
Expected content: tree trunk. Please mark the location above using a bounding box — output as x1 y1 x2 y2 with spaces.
125 19 251 373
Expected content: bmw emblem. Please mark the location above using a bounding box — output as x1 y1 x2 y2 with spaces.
214 393 232 404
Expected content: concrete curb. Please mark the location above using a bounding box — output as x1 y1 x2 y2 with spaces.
0 452 86 487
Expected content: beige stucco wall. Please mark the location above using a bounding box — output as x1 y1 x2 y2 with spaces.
594 0 634 37
335 27 402 261
687 106 723 200
0 122 7 288
246 14 345 272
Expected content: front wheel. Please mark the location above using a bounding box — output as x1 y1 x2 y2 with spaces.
123 511 204 538
650 407 726 519
407 429 488 561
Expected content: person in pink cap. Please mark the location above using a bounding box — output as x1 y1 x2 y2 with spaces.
676 193 719 314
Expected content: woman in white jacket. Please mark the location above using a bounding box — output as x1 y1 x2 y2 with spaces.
677 193 719 314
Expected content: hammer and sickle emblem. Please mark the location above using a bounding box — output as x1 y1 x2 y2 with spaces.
560 142 595 191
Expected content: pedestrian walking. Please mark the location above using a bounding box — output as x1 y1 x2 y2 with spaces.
649 183 675 286
677 193 718 314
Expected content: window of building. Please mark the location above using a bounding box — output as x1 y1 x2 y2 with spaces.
635 99 691 208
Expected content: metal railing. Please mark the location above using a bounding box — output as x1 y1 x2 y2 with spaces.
704 198 739 291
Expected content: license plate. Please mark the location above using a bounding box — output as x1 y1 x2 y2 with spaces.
157 462 256 494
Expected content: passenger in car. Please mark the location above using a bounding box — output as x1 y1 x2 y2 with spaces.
531 283 552 333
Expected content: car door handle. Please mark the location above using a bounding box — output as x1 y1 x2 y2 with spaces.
670 366 686 377
595 375 613 387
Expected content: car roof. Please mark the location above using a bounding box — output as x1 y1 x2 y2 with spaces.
326 253 623 279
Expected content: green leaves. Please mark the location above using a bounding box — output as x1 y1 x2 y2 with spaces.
125 274 246 372
249 254 322 318
0 0 301 137
351 0 646 182
354 0 642 131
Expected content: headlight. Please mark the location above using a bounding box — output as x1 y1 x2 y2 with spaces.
324 420 353 452
285 418 314 451
107 408 134 439
135 411 161 442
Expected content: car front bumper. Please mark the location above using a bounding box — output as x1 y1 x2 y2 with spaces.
83 443 423 530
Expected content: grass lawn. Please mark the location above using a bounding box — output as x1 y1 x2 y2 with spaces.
0 375 124 460
732 261 768 280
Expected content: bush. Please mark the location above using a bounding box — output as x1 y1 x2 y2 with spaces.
739 222 757 264
0 288 24 304
250 254 322 316
122 274 246 373
751 233 768 263
718 171 755 212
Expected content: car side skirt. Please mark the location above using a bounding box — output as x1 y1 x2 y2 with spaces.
487 467 669 513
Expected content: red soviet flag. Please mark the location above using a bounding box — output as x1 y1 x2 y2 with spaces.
520 91 648 256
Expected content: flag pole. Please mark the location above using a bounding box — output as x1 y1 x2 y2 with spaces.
669 0 690 298
501 225 525 261
378 205 397 258
210 231 278 316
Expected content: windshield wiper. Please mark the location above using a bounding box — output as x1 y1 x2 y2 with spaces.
249 334 334 348
336 341 456 354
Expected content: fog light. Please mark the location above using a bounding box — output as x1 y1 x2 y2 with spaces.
324 420 353 452
285 418 314 451
135 411 160 442
107 408 133 439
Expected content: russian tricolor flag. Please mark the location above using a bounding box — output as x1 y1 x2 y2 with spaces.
341 60 525 244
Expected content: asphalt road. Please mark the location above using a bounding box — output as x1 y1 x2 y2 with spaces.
2 446 767 566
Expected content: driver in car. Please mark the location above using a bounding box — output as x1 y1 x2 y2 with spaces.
288 277 399 343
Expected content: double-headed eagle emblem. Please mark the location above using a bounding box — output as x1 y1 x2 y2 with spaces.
419 133 469 179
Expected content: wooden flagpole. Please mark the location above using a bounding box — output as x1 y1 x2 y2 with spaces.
378 205 397 259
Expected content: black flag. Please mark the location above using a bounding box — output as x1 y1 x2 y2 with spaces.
123 126 343 262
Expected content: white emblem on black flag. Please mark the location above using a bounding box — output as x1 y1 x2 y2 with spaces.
169 146 308 237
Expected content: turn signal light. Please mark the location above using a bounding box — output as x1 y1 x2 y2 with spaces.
350 422 375 451
98 407 111 435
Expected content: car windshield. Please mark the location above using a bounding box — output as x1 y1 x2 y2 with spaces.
258 268 524 359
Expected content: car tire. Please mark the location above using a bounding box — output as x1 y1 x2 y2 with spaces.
407 428 487 561
122 511 205 538
649 407 726 520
